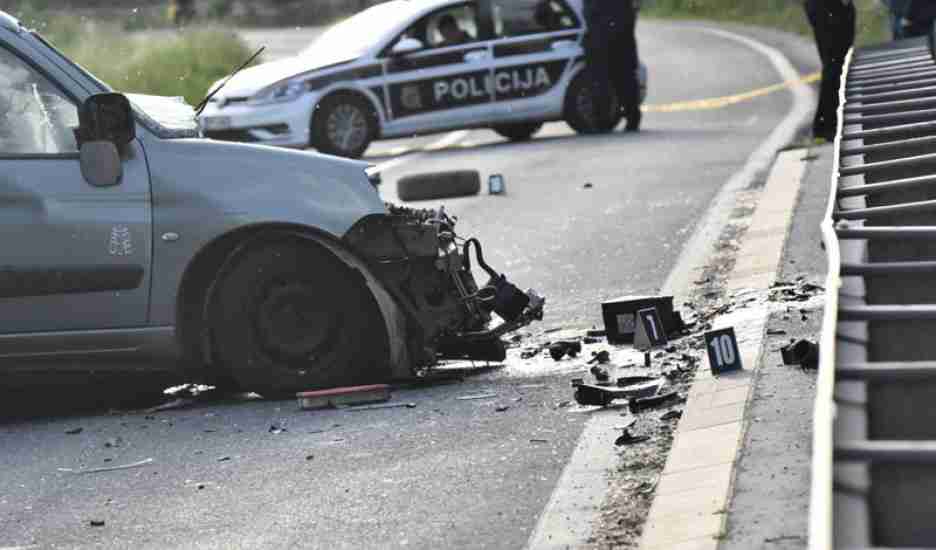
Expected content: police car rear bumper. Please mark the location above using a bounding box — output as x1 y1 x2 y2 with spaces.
198 94 318 148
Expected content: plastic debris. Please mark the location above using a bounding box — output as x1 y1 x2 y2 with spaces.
457 393 497 401
145 398 195 413
615 428 650 446
346 402 416 412
590 366 610 383
661 410 683 421
89 519 106 527
780 339 819 370
269 423 287 435
65 427 83 435
59 458 154 475
549 340 582 361
297 384 391 410
629 391 684 413
588 350 611 364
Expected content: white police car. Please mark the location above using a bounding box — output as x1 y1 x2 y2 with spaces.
198 0 648 158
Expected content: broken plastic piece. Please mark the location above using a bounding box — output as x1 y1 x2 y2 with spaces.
615 428 650 446
588 350 611 364
780 339 819 369
590 365 610 383
549 340 582 361
297 384 391 410
628 391 684 413
58 458 154 475
661 409 683 421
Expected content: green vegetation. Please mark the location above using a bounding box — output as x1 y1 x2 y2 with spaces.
643 0 891 47
10 7 256 106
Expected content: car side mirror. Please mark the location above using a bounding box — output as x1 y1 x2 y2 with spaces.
79 93 136 146
391 37 423 56
80 141 123 187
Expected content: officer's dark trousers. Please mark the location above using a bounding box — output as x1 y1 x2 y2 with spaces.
610 13 640 116
587 43 639 123
807 0 856 140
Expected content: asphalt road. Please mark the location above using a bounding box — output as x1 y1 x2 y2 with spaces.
0 21 818 550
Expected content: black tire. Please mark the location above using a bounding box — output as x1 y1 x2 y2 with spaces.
397 170 481 202
210 242 390 396
564 72 623 135
493 122 544 142
311 94 377 159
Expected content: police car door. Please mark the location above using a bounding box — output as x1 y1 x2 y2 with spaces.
486 0 582 121
381 3 497 135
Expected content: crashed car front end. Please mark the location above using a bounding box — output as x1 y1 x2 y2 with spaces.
346 203 544 375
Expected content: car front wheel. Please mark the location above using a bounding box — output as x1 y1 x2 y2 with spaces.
493 122 544 142
311 94 376 159
210 242 390 397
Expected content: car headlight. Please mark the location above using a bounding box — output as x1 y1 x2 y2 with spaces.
249 81 307 106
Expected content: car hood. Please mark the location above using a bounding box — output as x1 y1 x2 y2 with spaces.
213 52 359 99
143 136 385 239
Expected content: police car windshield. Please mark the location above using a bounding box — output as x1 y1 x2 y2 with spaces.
301 2 415 57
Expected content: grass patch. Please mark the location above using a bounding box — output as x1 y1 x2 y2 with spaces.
642 0 891 47
13 9 256 106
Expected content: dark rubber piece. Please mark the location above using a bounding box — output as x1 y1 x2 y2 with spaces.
397 170 481 202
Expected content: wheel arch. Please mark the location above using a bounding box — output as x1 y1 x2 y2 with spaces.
176 222 411 381
312 86 388 129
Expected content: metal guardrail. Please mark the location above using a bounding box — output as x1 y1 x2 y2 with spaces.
812 28 936 549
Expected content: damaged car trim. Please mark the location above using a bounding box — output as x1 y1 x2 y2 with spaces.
345 203 545 371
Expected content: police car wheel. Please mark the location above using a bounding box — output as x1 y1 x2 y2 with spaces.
312 94 376 159
564 74 623 135
210 241 390 396
493 123 543 142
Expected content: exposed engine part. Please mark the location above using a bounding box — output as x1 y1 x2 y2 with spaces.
345 204 545 371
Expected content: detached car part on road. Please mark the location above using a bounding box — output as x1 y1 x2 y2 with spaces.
198 0 649 158
0 11 543 396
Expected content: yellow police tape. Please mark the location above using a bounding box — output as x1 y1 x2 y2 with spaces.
642 71 821 113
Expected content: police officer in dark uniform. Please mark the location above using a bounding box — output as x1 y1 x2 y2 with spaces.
584 0 642 132
805 0 856 140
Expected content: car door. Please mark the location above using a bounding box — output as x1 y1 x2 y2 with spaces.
0 44 151 335
380 2 498 135
486 0 583 120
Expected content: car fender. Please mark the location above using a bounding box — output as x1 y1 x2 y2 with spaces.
141 135 386 326
311 83 390 128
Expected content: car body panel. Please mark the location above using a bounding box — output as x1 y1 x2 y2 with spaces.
0 17 389 379
139 135 385 326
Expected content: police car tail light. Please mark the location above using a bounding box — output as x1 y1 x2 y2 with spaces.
248 81 306 106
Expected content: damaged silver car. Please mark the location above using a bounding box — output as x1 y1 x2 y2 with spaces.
0 10 543 395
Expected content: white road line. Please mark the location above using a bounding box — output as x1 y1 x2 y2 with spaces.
661 26 815 300
374 130 471 173
524 26 815 550
388 146 412 156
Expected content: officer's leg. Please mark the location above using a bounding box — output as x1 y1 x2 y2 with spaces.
818 3 856 140
807 1 833 138
590 62 614 127
610 11 641 129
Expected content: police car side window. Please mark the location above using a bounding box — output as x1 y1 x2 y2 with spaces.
0 47 78 155
422 6 479 49
492 0 578 37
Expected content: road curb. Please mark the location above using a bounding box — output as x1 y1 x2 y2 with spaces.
639 149 810 550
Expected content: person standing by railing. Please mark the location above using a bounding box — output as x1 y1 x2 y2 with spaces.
805 0 856 141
